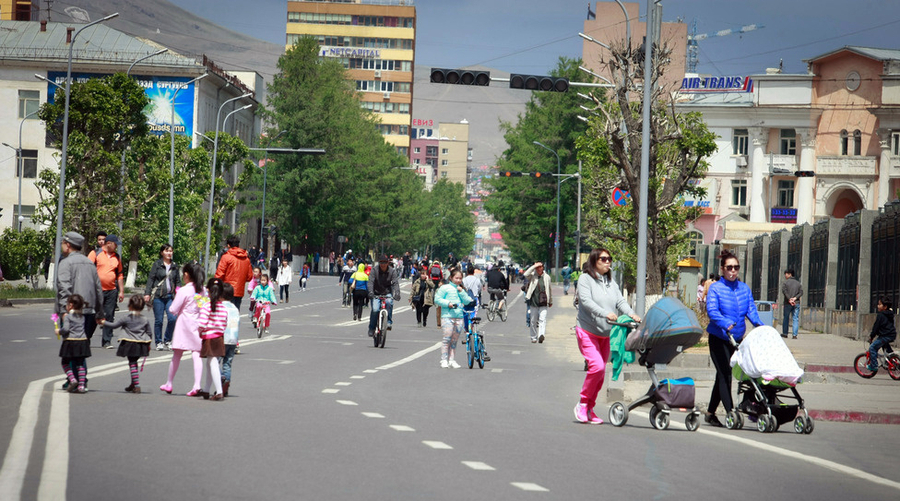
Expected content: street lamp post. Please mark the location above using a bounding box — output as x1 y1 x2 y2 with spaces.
2 109 41 232
533 140 561 281
119 48 169 230
51 12 118 288
169 73 207 244
203 93 252 270
258 130 287 254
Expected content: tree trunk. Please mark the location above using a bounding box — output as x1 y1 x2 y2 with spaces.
126 234 140 289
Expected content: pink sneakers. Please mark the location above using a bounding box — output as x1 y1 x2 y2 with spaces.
159 384 173 394
574 403 589 423
587 408 604 425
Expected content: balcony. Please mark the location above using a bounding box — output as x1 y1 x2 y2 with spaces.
769 154 797 171
816 156 877 177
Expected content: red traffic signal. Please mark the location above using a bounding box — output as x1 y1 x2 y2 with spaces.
509 74 569 92
430 68 491 86
794 170 816 177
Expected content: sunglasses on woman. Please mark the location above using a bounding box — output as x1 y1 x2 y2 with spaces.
599 256 612 263
725 264 740 271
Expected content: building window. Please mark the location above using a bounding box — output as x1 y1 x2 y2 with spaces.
732 128 749 156
441 160 448 166
16 149 38 178
441 171 448 178
442 148 448 155
892 132 900 155
777 180 795 207
686 231 703 256
12 205 35 228
426 146 438 157
731 179 747 207
19 90 40 119
840 130 849 155
853 129 862 155
414 158 420 164
414 147 420 154
780 129 796 155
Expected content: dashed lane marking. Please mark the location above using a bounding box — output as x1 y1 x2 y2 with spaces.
321 389 339 394
422 441 453 450
336 400 358 406
462 461 495 471
363 369 378 374
511 482 549 492
362 412 385 418
334 382 351 386
390 425 415 432
491 369 503 373
511 350 521 355
36 337 52 340
350 375 365 379
10 340 26 343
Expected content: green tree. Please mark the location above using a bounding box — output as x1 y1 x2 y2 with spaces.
36 73 149 243
423 179 476 260
0 227 54 282
576 39 717 294
484 57 589 267
261 36 427 256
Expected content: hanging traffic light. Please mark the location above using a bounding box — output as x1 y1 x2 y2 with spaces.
500 171 554 178
794 171 816 177
509 74 569 92
430 68 491 86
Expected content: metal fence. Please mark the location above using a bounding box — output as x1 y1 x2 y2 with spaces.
871 200 900 311
767 230 784 301
807 220 828 308
751 235 763 300
836 212 860 311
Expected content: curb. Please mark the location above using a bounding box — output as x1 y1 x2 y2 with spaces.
808 409 900 425
0 297 55 307
805 364 855 374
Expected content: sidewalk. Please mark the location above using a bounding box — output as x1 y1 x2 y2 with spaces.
545 289 900 425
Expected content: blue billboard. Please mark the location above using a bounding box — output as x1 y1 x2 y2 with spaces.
46 72 196 138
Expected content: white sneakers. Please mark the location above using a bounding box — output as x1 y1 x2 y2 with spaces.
440 360 449 369
448 360 461 369
440 360 461 369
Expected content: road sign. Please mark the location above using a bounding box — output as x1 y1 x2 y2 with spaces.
612 187 631 206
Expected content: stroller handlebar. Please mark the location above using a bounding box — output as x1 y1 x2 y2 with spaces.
608 320 640 328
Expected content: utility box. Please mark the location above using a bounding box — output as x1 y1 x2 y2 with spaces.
755 301 777 327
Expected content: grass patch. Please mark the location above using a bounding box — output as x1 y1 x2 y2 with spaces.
0 284 55 299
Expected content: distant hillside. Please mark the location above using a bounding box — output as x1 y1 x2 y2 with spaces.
48 1 527 165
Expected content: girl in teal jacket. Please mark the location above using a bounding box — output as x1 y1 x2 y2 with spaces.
433 269 473 368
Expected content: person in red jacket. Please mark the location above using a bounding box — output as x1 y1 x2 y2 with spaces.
215 235 253 310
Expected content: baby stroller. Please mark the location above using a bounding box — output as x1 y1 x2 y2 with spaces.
608 297 705 431
728 326 813 434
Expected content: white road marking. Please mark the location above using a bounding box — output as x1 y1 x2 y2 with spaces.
249 358 295 364
362 412 385 418
511 350 521 355
423 441 453 450
511 482 549 492
363 369 379 374
322 389 340 394
491 369 503 373
350 375 365 379
10 340 26 343
462 461 495 471
37 389 68 501
0 379 51 500
390 425 415 432
336 400 358 406
334 382 351 386
36 337 52 340
376 342 441 370
630 410 900 492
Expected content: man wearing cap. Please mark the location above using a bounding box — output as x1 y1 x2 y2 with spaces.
524 261 553 343
56 231 103 330
367 254 400 337
89 234 125 348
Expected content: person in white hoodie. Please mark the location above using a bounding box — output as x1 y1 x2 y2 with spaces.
276 261 293 303
573 248 640 424
523 262 553 343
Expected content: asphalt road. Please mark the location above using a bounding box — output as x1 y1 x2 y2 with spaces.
1 279 898 501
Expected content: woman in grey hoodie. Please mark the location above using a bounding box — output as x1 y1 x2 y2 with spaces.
574 248 640 424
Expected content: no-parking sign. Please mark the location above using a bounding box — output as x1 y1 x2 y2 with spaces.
612 187 631 206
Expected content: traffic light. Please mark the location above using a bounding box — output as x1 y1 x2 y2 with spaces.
430 68 491 86
502 171 522 177
501 171 554 178
794 171 816 177
509 74 569 92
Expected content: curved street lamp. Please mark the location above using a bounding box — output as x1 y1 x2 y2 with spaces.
169 73 207 244
259 130 288 252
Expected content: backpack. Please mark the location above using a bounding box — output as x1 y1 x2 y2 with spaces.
429 264 442 281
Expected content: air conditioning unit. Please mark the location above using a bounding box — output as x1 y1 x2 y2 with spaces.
736 155 748 168
374 70 381 78
383 92 391 100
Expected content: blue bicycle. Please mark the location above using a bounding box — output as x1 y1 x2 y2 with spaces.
465 299 487 369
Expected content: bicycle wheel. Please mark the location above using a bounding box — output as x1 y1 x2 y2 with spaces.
887 354 900 380
467 332 475 368
377 309 387 348
499 301 507 322
486 305 496 322
854 353 876 378
476 334 484 369
257 314 264 339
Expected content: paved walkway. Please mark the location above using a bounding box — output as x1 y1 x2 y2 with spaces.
545 290 900 425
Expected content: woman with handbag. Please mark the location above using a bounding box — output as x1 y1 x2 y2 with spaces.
410 269 436 327
144 244 180 351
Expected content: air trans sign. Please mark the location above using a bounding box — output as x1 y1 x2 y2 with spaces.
681 76 754 93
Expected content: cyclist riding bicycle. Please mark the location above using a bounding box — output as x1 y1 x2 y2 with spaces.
486 260 509 306
462 267 483 330
250 273 277 334
367 254 400 338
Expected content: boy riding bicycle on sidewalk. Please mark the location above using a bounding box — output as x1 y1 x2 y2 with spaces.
867 297 896 372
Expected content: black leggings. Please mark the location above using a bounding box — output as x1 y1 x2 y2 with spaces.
352 290 368 320
415 302 431 325
708 334 736 414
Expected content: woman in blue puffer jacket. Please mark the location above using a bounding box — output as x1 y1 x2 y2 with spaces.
704 249 763 427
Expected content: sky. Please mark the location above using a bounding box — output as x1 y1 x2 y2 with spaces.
168 0 900 76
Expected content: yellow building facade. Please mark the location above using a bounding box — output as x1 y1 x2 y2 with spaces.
0 0 37 20
286 0 415 156
437 121 470 186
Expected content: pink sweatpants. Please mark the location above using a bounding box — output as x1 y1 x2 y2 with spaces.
576 327 611 410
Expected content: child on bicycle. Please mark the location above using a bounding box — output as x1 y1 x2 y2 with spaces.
867 297 896 372
247 266 260 326
250 273 277 334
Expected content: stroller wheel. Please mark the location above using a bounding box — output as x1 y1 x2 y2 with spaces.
649 406 670 430
685 413 700 432
793 416 806 434
725 410 741 430
803 416 815 434
757 414 775 433
608 402 628 427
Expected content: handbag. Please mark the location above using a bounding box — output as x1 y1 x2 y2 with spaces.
538 291 548 306
149 277 167 298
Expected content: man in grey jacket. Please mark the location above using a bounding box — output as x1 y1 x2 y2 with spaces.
55 232 103 331
524 262 552 343
781 269 803 339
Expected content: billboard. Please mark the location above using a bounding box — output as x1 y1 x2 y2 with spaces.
46 72 196 138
